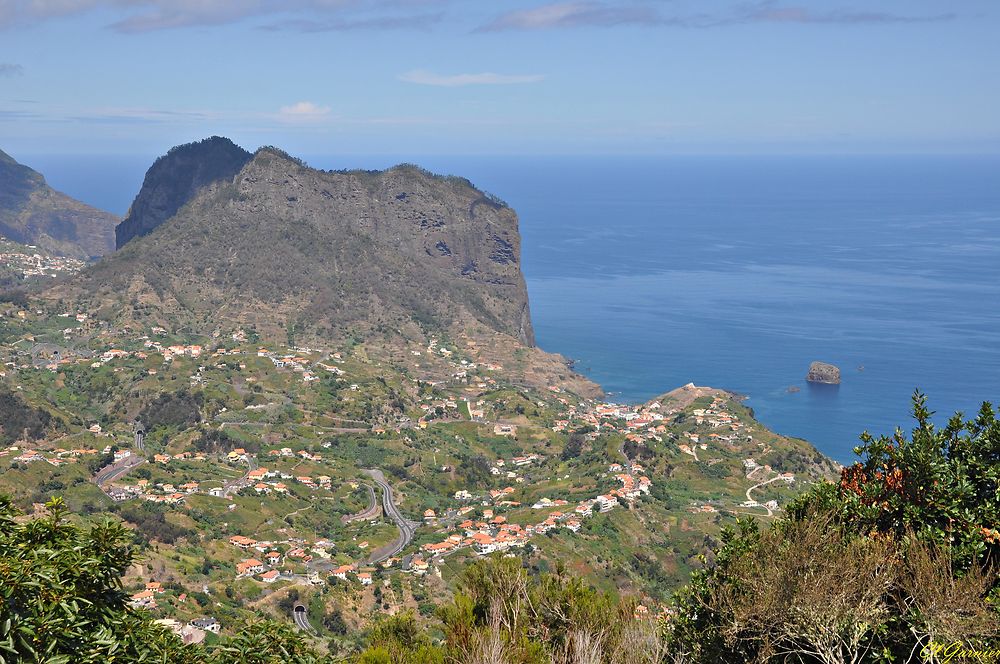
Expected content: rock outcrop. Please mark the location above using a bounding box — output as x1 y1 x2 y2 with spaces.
0 149 118 259
115 136 252 249
64 139 536 346
806 361 841 384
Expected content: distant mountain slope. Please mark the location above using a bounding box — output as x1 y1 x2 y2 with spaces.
63 140 535 346
115 136 252 249
0 149 118 259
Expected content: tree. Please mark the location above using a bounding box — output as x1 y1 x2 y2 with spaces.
0 496 330 663
835 391 1000 574
0 388 54 444
0 496 196 663
561 433 584 461
358 612 442 664
322 608 348 636
209 619 321 664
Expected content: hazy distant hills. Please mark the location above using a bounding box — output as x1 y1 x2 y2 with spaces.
0 148 118 259
61 138 535 346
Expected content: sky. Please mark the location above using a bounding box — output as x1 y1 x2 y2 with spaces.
0 0 998 156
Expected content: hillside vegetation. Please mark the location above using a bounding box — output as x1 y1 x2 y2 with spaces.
2 395 995 662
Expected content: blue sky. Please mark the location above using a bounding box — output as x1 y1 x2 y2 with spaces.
0 0 997 156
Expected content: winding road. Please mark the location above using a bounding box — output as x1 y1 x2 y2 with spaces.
362 469 420 564
340 484 380 524
745 476 789 517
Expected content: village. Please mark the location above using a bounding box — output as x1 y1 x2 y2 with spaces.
0 237 87 280
0 307 824 634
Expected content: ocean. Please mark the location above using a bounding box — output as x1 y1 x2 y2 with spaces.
25 152 1000 464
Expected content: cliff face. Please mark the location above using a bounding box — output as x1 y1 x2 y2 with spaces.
115 136 252 249
0 149 118 259
71 141 535 346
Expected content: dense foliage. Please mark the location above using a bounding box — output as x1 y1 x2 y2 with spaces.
138 390 203 431
0 387 54 444
354 557 666 663
836 392 999 572
0 496 323 663
114 501 194 544
667 393 1000 664
0 496 187 663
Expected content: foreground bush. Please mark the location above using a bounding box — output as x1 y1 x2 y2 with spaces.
667 394 1000 664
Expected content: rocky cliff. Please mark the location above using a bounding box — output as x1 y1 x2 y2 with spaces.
0 149 118 259
115 136 252 249
806 361 841 384
66 140 535 346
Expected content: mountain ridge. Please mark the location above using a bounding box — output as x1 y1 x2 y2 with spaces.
55 138 537 349
0 148 119 259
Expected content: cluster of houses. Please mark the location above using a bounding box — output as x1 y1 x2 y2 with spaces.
553 393 761 466
152 618 220 645
330 564 373 585
256 349 320 383
135 336 206 361
108 478 198 504
1 445 98 466
552 400 670 443
128 581 220 639
491 453 540 473
243 464 332 494
421 511 573 558
129 581 168 609
227 535 335 584
106 444 337 505
418 468 652 560
0 244 85 278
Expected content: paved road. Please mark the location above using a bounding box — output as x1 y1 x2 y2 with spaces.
745 476 784 516
93 455 146 486
362 469 420 564
221 456 258 497
340 484 380 524
292 605 313 633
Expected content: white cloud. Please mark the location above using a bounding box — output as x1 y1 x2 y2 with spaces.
399 69 544 87
477 2 660 31
484 2 593 30
278 101 333 121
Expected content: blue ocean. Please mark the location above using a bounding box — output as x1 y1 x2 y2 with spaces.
26 153 1000 464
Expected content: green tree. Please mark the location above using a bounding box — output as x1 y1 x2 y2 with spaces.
0 496 196 663
209 619 321 664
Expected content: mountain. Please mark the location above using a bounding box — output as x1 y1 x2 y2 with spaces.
0 148 119 259
115 136 252 249
62 138 536 347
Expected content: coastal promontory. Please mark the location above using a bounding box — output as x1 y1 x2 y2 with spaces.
64 138 535 347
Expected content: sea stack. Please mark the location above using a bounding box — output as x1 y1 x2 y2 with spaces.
806 361 841 385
